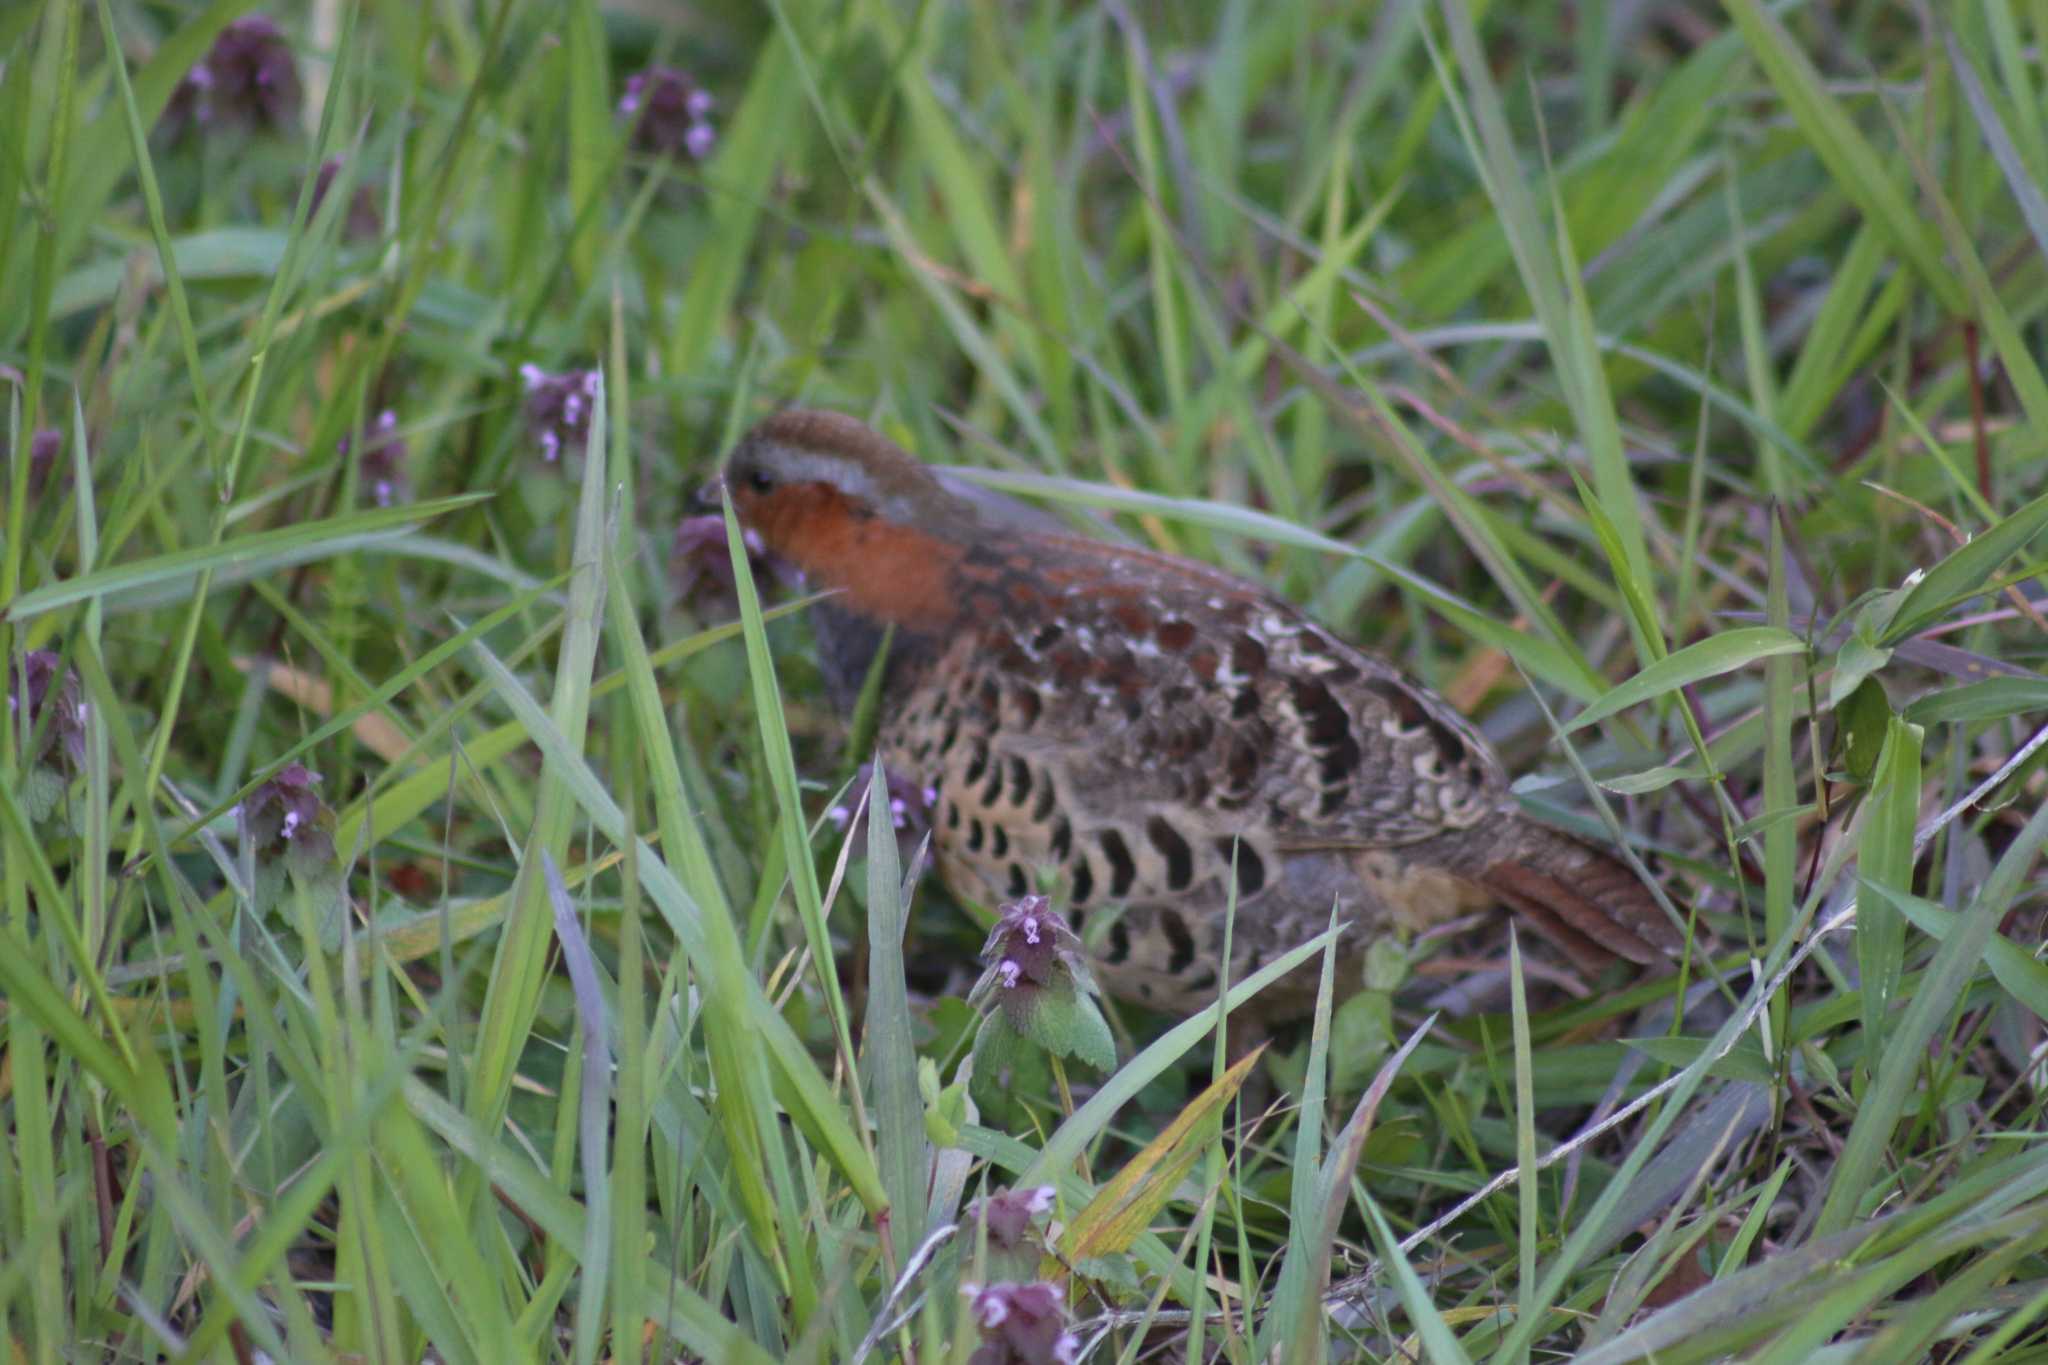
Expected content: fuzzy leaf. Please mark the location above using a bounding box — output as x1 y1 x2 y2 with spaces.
969 1012 1054 1119
1012 984 1116 1072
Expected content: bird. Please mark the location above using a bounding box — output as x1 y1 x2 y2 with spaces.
718 408 1681 1019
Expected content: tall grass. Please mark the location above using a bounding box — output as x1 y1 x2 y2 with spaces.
4 1 2048 1360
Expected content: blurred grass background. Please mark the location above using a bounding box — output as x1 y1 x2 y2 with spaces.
5 0 2048 1359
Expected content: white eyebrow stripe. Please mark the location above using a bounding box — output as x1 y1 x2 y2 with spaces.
772 444 960 526
778 448 879 501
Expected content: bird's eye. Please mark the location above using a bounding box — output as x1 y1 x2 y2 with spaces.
748 470 774 493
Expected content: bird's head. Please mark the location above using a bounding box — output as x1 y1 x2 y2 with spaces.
720 410 980 550
715 409 982 627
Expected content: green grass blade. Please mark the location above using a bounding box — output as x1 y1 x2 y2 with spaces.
1816 798 2048 1235
862 761 927 1269
1563 627 1807 735
5 493 492 622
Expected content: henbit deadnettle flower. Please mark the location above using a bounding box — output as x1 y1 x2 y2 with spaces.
960 1281 1082 1365
518 364 600 462
668 513 793 616
22 427 61 495
161 15 302 141
826 760 936 855
967 893 1115 1073
310 155 382 239
243 761 336 866
968 1184 1057 1252
337 409 408 507
618 66 717 160
973 895 1093 1005
8 650 88 768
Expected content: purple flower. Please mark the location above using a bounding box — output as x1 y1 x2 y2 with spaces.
243 761 336 867
19 427 61 495
618 66 717 160
969 1184 1056 1252
825 760 936 865
968 895 1115 1073
977 896 1084 991
310 156 381 239
7 650 87 768
669 513 796 615
518 364 600 462
961 1282 1082 1365
161 15 301 140
969 894 1106 1041
337 409 407 507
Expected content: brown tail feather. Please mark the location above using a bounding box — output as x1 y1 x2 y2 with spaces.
1475 820 1680 970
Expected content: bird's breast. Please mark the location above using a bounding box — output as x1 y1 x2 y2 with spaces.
763 486 966 628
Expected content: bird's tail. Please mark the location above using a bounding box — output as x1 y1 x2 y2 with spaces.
1465 818 1682 970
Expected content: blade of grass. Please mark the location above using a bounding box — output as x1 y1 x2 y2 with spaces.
1881 486 2048 645
1720 0 1965 313
5 492 492 622
1017 924 1339 1189
1816 796 2048 1235
465 371 608 1155
1509 933 1537 1361
1435 0 1658 665
1563 628 1806 735
1855 717 1921 1062
544 851 614 1365
1059 1046 1263 1263
1257 905 1341 1361
862 760 926 1271
720 488 868 1208
462 635 889 1219
1863 880 2048 1024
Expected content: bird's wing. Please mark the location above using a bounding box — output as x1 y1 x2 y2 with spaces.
934 532 1511 854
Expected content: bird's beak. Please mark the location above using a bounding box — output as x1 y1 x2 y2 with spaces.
688 475 725 514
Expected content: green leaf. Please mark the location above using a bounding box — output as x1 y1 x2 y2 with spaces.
1721 0 1966 313
1329 989 1395 1092
1624 1034 1776 1086
1059 1047 1263 1262
1011 984 1117 1072
918 1058 968 1147
1597 762 1706 795
1361 1192 1477 1365
1881 487 2048 644
1565 627 1808 734
1902 676 2048 725
861 760 926 1265
969 1011 1054 1121
1829 633 1893 709
1863 880 2048 1025
22 765 65 824
1360 549 1606 701
951 466 1364 560
1837 676 1893 784
1016 925 1340 1189
1858 719 1921 1061
1818 799 2048 1234
51 227 292 319
6 493 492 621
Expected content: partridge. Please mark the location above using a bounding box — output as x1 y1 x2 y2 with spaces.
720 410 1680 1017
